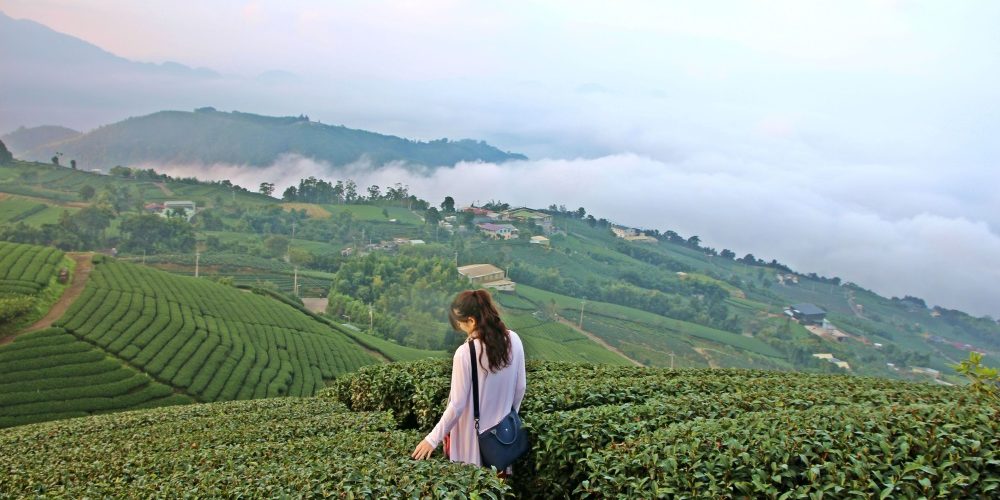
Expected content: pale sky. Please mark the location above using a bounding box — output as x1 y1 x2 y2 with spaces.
2 1 999 317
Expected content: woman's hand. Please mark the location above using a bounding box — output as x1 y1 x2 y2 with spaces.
411 439 435 460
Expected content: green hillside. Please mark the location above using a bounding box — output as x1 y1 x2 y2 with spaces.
0 328 189 428
2 161 998 384
16 108 527 169
2 360 993 497
0 241 64 296
1 125 81 155
0 241 73 334
53 257 378 402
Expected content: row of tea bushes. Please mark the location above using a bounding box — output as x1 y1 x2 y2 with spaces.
54 258 377 403
579 402 1000 498
0 397 511 497
330 360 997 498
0 241 63 296
0 328 190 428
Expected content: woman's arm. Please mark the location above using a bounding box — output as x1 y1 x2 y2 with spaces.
421 347 471 449
513 335 526 412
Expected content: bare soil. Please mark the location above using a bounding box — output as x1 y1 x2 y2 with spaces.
556 316 644 367
0 252 94 345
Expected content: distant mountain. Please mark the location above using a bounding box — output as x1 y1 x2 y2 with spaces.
0 11 222 132
18 108 527 169
1 126 81 155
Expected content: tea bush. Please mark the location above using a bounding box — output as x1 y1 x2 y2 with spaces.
54 259 377 402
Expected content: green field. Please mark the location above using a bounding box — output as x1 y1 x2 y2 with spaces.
0 196 75 226
53 257 378 405
322 204 424 225
0 328 191 428
0 241 65 296
503 310 633 365
518 285 787 367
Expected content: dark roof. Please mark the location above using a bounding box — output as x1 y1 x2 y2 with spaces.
791 303 826 315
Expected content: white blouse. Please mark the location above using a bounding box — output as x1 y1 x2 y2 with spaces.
423 330 526 466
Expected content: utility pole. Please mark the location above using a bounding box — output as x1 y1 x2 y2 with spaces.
669 352 675 370
293 266 299 297
195 250 200 278
368 304 373 333
579 299 586 328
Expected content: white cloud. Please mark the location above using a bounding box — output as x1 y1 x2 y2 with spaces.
150 153 1000 319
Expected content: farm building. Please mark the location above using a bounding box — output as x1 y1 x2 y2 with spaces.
530 235 550 245
456 264 516 292
477 223 519 240
611 225 637 239
502 208 554 234
786 303 827 325
161 200 196 221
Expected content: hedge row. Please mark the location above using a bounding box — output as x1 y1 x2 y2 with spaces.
0 242 63 296
0 328 190 428
329 360 995 499
0 398 511 498
579 403 1000 498
53 259 377 405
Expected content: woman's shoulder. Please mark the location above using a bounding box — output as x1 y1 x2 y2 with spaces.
507 329 523 349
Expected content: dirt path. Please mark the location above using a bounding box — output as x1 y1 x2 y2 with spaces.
301 298 329 315
155 182 174 197
556 317 644 367
1 253 95 345
693 347 720 369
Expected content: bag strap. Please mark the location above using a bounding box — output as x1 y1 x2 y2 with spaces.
469 339 480 433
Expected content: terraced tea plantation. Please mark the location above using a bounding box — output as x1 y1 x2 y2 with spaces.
334 361 999 498
0 241 64 296
0 328 189 428
0 398 509 497
52 257 377 403
1 361 994 497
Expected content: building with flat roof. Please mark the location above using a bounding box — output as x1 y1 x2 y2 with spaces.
786 303 827 325
456 264 516 291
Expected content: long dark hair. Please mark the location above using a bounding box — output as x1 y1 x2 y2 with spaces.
449 289 511 373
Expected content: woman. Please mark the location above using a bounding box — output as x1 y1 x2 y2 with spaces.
411 289 526 467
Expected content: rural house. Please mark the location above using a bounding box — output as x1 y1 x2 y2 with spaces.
457 264 516 291
501 208 555 234
476 223 519 240
786 303 827 325
161 201 197 221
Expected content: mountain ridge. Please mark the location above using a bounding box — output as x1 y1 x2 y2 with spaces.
14 108 527 170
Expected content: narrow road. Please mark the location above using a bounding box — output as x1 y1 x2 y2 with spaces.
693 347 720 369
155 182 174 197
1 252 94 345
555 316 644 367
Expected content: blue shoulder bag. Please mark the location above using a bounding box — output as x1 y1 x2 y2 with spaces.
469 340 530 470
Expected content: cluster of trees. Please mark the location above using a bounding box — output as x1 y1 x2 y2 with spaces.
0 206 193 254
280 176 418 207
509 262 739 333
327 253 469 349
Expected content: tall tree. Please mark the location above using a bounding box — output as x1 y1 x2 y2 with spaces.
440 196 455 213
259 182 275 197
78 185 96 201
424 207 442 226
0 139 12 164
344 180 358 203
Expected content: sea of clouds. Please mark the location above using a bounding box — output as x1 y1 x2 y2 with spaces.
152 152 1000 320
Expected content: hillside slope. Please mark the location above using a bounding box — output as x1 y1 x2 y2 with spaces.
1 126 81 155
18 108 527 169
